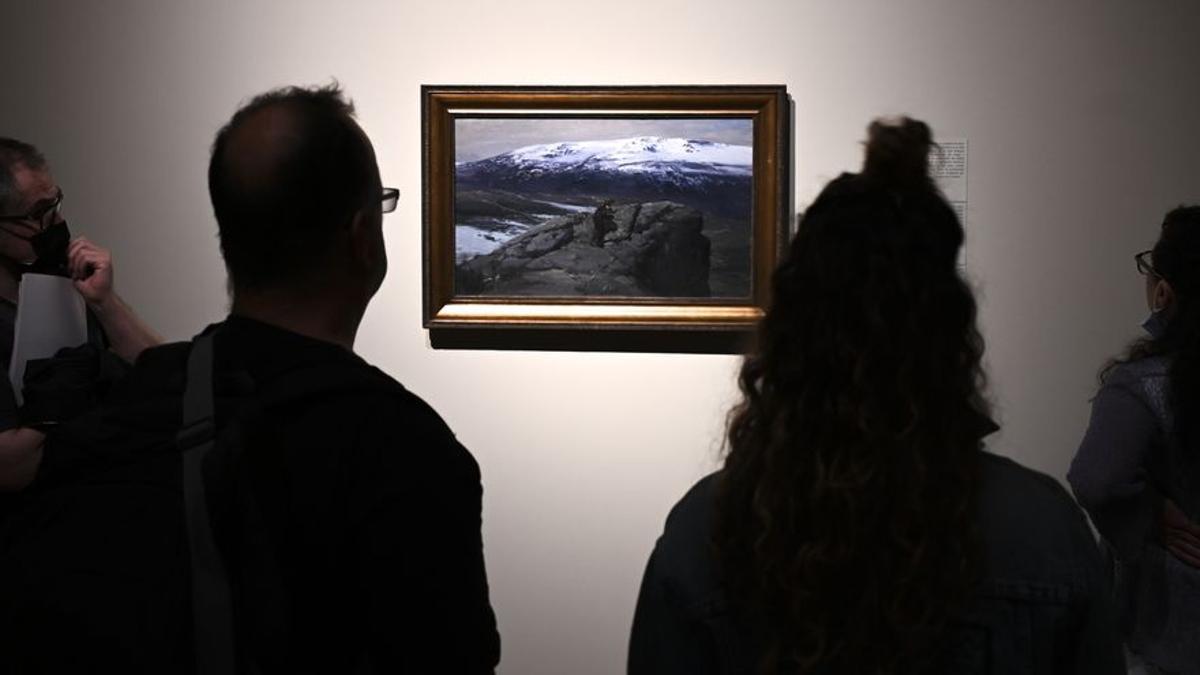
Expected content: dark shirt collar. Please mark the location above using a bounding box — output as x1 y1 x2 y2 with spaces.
204 314 367 381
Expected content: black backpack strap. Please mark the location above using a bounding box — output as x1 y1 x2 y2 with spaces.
175 343 399 674
178 334 237 675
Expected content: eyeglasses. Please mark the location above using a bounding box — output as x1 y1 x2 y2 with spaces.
0 188 63 231
381 187 399 214
1135 250 1156 276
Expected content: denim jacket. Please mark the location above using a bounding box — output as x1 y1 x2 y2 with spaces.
1069 356 1200 673
629 452 1124 674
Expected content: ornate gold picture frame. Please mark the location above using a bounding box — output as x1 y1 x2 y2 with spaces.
422 85 790 351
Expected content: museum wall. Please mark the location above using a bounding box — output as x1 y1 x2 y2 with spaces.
3 0 1200 672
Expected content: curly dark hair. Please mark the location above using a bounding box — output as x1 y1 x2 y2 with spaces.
715 118 993 674
1105 205 1200 450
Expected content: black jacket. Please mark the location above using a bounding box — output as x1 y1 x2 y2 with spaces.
0 316 500 673
629 452 1124 674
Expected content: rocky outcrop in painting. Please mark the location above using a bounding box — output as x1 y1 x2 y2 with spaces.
455 201 711 297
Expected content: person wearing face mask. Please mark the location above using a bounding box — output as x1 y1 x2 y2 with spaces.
1069 205 1200 674
0 137 161 491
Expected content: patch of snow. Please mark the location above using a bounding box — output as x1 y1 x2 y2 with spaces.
456 222 529 261
498 136 752 175
535 199 594 213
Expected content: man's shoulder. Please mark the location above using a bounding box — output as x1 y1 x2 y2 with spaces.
133 333 414 405
304 364 480 489
289 360 450 433
124 338 453 442
268 357 470 463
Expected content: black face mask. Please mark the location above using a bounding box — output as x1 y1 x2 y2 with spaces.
19 220 72 276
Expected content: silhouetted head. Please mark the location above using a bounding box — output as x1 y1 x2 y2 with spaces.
0 138 63 267
0 138 49 214
1145 206 1200 317
717 117 990 674
1117 205 1200 450
208 83 386 301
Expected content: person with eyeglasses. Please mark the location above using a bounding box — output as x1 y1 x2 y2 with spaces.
0 138 161 492
1069 205 1200 674
0 84 498 674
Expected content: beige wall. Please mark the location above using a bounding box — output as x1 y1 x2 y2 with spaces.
3 0 1200 672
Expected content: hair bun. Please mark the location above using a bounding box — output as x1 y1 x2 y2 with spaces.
862 117 934 189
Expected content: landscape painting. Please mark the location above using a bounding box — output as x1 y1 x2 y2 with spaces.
452 118 754 299
422 86 789 342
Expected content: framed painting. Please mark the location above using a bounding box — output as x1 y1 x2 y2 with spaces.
422 85 790 351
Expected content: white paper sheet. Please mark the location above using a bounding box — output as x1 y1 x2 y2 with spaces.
8 274 88 406
932 139 968 226
932 138 968 266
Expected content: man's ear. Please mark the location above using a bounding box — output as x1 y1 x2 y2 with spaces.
347 206 374 269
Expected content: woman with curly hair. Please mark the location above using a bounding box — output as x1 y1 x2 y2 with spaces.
628 118 1124 674
1069 205 1200 674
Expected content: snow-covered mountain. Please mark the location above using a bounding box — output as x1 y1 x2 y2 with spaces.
500 136 749 173
456 136 753 218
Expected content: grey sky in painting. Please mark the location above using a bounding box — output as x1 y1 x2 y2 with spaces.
455 118 753 162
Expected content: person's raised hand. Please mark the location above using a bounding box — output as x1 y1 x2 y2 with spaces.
67 237 114 307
